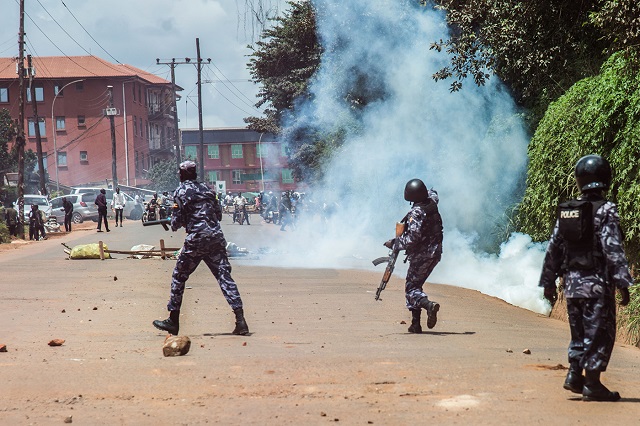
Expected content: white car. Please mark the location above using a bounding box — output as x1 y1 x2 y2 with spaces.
70 187 143 220
16 194 52 223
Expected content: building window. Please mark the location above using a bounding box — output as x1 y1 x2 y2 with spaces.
281 143 288 157
232 169 242 185
282 168 294 184
133 83 137 102
80 151 88 162
54 85 64 97
27 118 46 137
140 117 144 139
256 143 266 158
78 115 86 126
0 88 8 103
58 151 67 167
75 81 83 91
231 144 243 159
55 116 65 131
133 116 138 136
184 145 197 160
208 145 219 159
207 170 219 184
26 87 44 102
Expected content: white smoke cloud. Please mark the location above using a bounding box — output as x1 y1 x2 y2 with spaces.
252 0 550 315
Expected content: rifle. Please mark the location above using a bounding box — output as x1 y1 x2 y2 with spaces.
142 218 171 231
372 221 406 300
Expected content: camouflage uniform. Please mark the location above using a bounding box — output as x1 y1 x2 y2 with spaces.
166 180 243 312
539 194 633 371
397 189 443 310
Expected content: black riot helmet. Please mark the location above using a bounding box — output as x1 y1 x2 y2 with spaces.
575 155 612 193
179 160 197 182
404 178 429 202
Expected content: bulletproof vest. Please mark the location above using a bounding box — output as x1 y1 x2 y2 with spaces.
416 200 443 243
557 199 606 271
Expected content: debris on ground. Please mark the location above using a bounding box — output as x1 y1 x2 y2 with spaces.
0 344 7 352
226 242 249 257
48 339 65 347
163 336 191 357
129 244 155 259
522 348 531 355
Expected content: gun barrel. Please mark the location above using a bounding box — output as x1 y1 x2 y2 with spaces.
142 219 170 231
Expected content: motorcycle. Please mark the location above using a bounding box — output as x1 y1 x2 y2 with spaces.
265 210 279 224
141 202 157 223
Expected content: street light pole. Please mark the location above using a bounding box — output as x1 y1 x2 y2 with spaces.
258 132 265 192
51 79 84 192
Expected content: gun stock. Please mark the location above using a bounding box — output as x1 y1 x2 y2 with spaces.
142 218 171 231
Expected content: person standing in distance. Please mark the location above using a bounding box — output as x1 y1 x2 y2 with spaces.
62 196 73 232
153 160 249 336
539 154 633 401
95 189 110 232
385 178 443 333
111 187 126 227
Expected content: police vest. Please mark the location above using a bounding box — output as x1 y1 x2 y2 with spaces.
557 199 606 271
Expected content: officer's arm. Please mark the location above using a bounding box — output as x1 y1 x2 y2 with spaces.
539 220 563 290
600 205 633 289
396 210 421 252
170 195 185 231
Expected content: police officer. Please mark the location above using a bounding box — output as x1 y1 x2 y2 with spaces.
539 155 632 401
153 160 249 336
386 178 443 333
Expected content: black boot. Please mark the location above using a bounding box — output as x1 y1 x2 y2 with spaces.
408 309 422 334
153 310 180 335
582 370 621 401
232 308 249 335
563 362 584 394
419 298 440 329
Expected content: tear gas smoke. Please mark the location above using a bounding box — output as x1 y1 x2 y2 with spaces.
253 0 550 315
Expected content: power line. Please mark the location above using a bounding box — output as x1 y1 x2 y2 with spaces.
60 0 122 64
36 0 93 56
202 67 260 115
207 61 257 107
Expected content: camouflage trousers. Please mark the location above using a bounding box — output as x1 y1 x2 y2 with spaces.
405 255 441 310
167 236 243 312
566 296 616 371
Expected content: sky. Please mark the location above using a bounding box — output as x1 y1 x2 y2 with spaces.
0 0 286 128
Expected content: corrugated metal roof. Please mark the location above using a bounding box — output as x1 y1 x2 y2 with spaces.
0 56 172 86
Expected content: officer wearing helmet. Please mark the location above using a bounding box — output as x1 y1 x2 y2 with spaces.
386 178 443 333
153 160 249 337
539 154 633 401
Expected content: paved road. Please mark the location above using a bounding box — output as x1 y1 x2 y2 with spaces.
1 215 639 424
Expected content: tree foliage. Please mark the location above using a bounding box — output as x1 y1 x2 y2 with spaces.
245 0 322 134
147 160 180 193
430 0 640 125
0 109 16 175
517 51 640 266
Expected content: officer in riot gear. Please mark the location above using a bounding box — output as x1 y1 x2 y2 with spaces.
153 160 249 336
386 178 443 333
539 154 632 401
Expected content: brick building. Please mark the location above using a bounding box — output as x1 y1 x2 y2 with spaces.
0 55 178 189
180 128 297 194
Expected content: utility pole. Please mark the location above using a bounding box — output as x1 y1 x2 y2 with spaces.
27 55 46 195
156 57 191 169
107 85 118 188
195 38 211 180
16 0 26 238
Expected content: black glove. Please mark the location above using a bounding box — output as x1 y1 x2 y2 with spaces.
544 286 557 306
383 238 395 249
619 287 630 306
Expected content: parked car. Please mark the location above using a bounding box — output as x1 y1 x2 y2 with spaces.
16 194 52 223
70 187 143 220
49 194 99 224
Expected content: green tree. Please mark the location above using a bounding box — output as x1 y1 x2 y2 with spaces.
245 0 322 134
0 109 16 176
147 160 180 193
517 51 640 266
